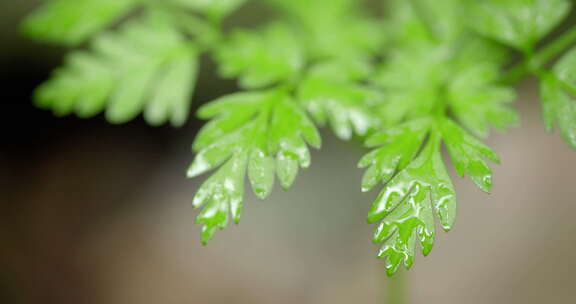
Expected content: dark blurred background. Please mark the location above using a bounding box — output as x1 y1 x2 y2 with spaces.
2 1 576 304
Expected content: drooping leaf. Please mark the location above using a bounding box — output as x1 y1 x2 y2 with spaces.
188 89 321 243
23 0 138 46
24 0 576 278
359 118 432 193
365 131 456 276
35 18 198 127
441 119 500 193
361 114 502 275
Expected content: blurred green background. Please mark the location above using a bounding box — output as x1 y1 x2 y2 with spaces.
1 1 576 304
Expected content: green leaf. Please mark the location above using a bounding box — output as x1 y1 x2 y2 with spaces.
448 64 519 137
372 46 448 125
35 18 198 127
536 47 576 149
266 0 383 60
374 46 448 89
171 0 246 20
405 0 463 42
451 36 511 69
188 89 321 243
467 0 571 51
298 61 380 140
359 118 432 193
365 131 456 276
193 151 248 244
215 23 304 89
23 0 138 46
441 119 500 193
540 74 576 149
553 46 576 90
361 115 501 275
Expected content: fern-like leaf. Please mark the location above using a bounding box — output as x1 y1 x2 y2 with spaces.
448 63 518 137
467 0 571 51
441 119 500 193
188 89 321 243
361 118 500 276
215 23 304 89
23 0 138 46
172 0 246 20
364 126 455 276
539 48 576 148
35 18 198 126
297 61 379 140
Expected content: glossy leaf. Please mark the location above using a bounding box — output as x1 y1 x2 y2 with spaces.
188 89 321 243
366 131 456 276
23 0 576 277
359 118 432 193
34 18 198 127
441 119 500 193
23 0 137 46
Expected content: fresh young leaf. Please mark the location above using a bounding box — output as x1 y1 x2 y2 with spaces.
361 115 501 275
372 46 447 125
441 119 500 193
365 2 524 275
535 47 576 148
375 46 448 89
23 0 138 46
297 61 379 140
266 0 383 60
365 130 456 276
384 0 470 54
35 18 198 127
171 0 246 20
555 47 576 87
215 23 304 89
188 89 321 243
448 64 518 137
193 151 247 244
540 75 576 149
358 118 432 193
467 0 571 51
23 0 576 278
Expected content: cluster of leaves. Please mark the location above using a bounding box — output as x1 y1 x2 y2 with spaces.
189 0 384 243
24 0 576 276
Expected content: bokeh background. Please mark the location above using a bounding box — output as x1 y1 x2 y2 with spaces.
2 1 576 304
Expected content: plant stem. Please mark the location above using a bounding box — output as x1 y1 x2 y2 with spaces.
386 270 407 304
502 26 576 84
